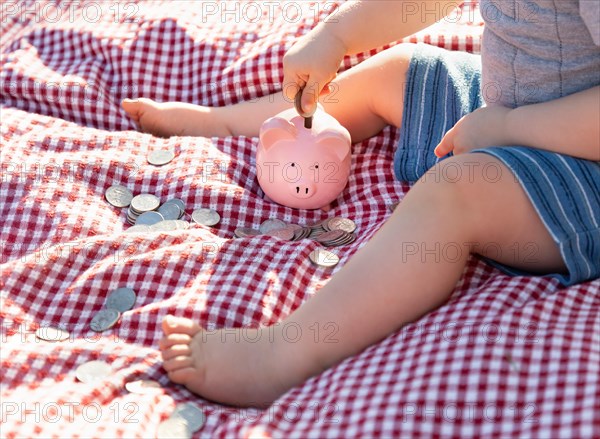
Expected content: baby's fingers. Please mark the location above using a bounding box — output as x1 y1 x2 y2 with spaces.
434 129 455 158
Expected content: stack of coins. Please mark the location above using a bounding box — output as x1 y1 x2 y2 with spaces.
89 287 137 333
156 403 205 438
234 216 357 247
127 194 161 225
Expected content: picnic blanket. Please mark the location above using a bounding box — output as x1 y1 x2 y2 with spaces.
1 1 599 437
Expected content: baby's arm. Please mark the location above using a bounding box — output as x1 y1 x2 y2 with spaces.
284 0 460 111
507 86 600 161
435 86 600 161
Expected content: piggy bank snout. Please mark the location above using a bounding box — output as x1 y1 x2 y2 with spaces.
290 179 316 199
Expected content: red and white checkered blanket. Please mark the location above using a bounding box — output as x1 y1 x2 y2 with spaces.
1 1 598 438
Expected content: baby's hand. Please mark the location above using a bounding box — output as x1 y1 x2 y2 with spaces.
434 106 513 157
282 26 347 115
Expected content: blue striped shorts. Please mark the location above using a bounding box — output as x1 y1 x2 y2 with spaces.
394 43 600 286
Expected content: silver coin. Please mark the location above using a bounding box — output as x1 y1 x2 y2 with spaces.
130 194 160 213
309 249 340 267
105 287 136 312
136 211 164 225
158 203 182 220
125 379 162 394
156 418 192 439
233 227 260 238
147 149 175 166
191 208 220 226
314 229 346 244
126 224 151 233
162 199 186 216
75 360 111 383
90 308 121 332
267 227 295 241
327 217 357 233
259 219 287 234
171 403 206 433
105 185 133 208
35 326 70 342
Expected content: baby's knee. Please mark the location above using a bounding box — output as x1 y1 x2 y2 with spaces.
417 154 502 206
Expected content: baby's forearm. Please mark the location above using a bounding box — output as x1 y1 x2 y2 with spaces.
315 0 460 55
506 86 600 161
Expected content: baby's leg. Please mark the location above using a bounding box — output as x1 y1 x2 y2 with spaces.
159 154 564 406
122 44 415 141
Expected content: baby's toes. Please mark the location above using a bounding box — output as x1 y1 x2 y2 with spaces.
162 315 203 336
158 333 191 350
167 367 198 385
161 344 192 361
163 355 193 372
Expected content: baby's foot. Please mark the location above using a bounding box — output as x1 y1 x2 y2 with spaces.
122 98 231 138
159 315 294 407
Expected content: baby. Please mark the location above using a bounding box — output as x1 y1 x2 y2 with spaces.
122 0 600 407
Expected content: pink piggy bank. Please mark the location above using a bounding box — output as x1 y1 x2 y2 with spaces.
256 107 352 211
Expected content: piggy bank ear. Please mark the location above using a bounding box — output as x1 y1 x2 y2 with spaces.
259 117 297 150
316 129 351 161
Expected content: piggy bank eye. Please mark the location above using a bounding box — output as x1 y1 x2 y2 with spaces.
314 164 319 169
290 163 296 167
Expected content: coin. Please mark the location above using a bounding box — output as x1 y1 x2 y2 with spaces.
267 227 295 241
315 229 346 244
75 360 111 383
158 203 182 220
174 220 190 230
150 220 179 232
105 185 133 208
125 379 162 394
130 194 160 213
233 227 261 238
191 208 220 226
136 211 164 226
147 149 175 166
105 287 136 312
293 227 311 241
171 402 206 432
156 417 192 439
162 199 186 216
259 219 287 234
295 87 315 129
35 326 70 342
90 308 121 332
326 217 357 233
309 249 340 267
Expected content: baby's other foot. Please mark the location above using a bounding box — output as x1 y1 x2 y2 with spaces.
122 98 231 138
159 315 290 407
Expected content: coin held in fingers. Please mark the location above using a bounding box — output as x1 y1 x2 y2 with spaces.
294 87 316 129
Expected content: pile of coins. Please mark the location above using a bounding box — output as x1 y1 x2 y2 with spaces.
105 184 221 230
90 287 137 332
73 359 206 436
234 216 357 247
128 194 161 225
157 403 206 439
